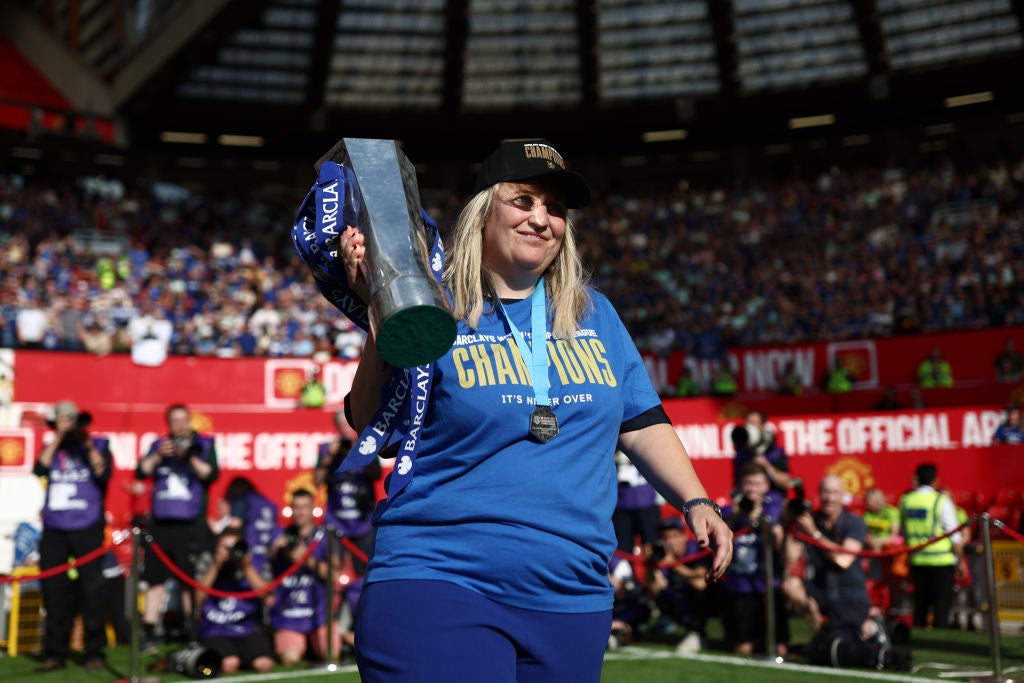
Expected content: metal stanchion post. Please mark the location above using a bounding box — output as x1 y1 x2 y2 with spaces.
130 527 141 683
761 516 783 663
979 513 1009 683
114 527 161 683
324 527 337 670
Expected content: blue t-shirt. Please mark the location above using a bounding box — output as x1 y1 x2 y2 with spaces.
367 290 662 613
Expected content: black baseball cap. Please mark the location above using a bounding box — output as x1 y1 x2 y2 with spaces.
474 138 591 209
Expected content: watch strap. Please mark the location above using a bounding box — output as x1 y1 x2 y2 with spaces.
683 497 722 518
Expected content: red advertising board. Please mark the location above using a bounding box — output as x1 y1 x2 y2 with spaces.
643 325 1024 398
2 327 1021 526
3 402 1017 527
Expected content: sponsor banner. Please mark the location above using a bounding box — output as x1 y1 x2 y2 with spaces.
5 401 1018 527
6 326 1021 412
646 325 1024 396
664 402 1021 506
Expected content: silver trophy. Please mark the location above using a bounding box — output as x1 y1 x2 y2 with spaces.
316 138 456 368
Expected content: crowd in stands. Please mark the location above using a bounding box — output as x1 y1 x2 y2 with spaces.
1 156 1023 363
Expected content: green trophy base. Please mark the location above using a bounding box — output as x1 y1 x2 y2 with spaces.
376 304 457 368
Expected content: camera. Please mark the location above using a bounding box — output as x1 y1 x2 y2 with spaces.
166 642 221 679
730 423 757 449
49 412 93 447
737 495 755 515
174 435 203 458
649 540 669 563
281 525 302 555
228 539 249 566
785 479 814 519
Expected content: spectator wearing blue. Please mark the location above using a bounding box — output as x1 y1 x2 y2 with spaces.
992 405 1023 445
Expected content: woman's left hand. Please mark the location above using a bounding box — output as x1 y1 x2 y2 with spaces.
686 506 733 581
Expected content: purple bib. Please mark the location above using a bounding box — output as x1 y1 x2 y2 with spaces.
41 438 107 531
149 435 213 520
321 443 375 538
198 573 262 639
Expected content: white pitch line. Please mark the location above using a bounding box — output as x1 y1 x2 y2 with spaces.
217 663 360 682
604 647 942 682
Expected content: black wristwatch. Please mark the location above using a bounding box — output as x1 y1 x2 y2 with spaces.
682 497 723 519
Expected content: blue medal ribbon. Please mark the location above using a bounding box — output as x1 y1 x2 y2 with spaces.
498 277 552 413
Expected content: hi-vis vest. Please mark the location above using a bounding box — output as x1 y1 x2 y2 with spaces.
900 489 955 567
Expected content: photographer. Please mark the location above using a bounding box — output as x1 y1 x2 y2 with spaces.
33 400 112 672
195 528 274 674
731 410 791 517
720 463 788 658
613 449 662 554
313 409 379 576
268 489 333 665
223 476 278 573
781 475 910 670
646 517 711 655
137 403 219 651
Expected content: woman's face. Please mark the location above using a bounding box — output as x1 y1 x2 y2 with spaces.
482 181 567 287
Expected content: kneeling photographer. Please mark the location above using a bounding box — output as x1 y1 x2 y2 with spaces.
268 489 333 666
646 518 712 655
781 475 911 671
193 528 275 675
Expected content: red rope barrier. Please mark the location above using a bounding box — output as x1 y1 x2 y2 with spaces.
791 517 974 558
339 534 369 564
991 517 1024 544
0 541 111 584
0 531 130 584
148 533 322 600
612 526 751 570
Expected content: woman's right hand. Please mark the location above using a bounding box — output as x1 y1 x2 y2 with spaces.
340 226 370 303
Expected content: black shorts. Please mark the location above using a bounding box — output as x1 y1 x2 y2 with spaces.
201 630 274 669
723 590 791 646
143 519 208 585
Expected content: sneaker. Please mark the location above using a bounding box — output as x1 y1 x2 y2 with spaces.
140 636 161 656
675 631 702 655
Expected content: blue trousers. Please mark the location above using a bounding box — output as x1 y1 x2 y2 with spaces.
355 579 611 683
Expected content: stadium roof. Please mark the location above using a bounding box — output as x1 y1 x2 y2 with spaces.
2 0 1024 188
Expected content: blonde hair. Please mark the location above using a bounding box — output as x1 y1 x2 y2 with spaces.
443 184 591 339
